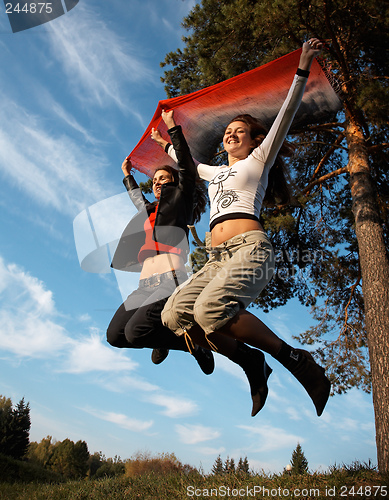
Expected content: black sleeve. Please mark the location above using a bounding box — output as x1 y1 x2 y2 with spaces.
167 125 197 196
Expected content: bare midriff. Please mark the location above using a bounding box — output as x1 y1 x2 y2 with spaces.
140 253 186 279
211 218 264 246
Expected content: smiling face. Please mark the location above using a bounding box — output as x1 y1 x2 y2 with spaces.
152 169 173 199
223 120 256 160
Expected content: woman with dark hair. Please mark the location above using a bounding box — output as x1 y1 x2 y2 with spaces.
106 110 213 375
160 39 331 416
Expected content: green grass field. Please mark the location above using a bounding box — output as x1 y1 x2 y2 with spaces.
1 466 388 500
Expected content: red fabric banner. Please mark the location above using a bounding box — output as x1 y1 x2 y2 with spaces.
128 49 341 177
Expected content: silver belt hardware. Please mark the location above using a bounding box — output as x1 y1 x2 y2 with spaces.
141 273 161 288
139 270 180 288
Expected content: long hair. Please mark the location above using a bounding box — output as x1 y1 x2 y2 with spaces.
154 165 208 223
228 114 293 205
192 177 208 223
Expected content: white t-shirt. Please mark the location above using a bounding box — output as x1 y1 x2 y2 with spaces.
168 73 308 229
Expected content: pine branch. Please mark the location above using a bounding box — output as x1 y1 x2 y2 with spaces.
302 166 349 194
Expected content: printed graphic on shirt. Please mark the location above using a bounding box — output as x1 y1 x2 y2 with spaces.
209 167 239 216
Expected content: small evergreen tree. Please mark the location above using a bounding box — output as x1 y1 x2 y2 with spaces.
211 454 224 475
237 456 250 475
0 395 30 460
73 440 90 478
224 456 235 474
290 443 309 475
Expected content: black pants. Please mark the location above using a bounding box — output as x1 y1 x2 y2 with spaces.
106 277 189 352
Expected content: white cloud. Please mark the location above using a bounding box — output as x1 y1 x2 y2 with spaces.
82 407 153 432
285 406 303 421
0 100 112 216
0 257 70 358
175 424 221 445
62 330 138 374
100 375 160 394
198 446 226 456
43 92 99 145
147 393 198 418
78 313 92 322
237 424 304 452
0 256 137 377
47 4 155 117
215 355 247 384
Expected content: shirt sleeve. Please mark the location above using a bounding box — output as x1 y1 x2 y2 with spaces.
167 125 198 199
166 143 217 181
197 162 220 182
252 74 308 168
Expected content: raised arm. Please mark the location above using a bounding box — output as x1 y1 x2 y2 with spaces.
152 126 179 164
298 38 323 71
150 109 176 150
121 156 148 210
257 37 323 167
161 109 176 129
151 116 201 169
152 109 197 193
151 127 170 151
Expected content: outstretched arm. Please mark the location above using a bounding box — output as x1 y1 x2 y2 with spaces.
157 109 197 192
161 109 176 129
151 109 176 149
151 128 169 150
151 111 201 169
121 156 148 209
298 38 323 71
121 156 133 177
257 37 323 167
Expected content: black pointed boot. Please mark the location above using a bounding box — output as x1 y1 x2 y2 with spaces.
151 348 169 365
230 342 272 417
276 341 331 416
193 346 215 375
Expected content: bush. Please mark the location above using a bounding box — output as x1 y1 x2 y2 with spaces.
94 460 125 478
0 453 62 484
125 451 195 477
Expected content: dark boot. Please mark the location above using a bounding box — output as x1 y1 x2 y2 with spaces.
275 341 331 416
230 342 272 417
151 346 214 375
192 346 215 375
151 348 169 365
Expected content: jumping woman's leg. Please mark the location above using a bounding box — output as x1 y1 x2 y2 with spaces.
162 240 273 416
187 231 330 416
107 280 214 375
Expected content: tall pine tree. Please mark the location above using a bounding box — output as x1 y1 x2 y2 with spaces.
211 454 224 475
290 443 309 475
0 396 30 460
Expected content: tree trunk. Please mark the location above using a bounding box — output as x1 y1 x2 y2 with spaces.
346 113 389 474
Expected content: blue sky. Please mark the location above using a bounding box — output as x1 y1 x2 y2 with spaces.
0 0 376 475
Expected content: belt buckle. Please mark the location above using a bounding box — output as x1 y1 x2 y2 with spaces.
148 274 161 287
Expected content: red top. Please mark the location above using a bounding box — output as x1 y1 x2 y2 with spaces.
138 205 182 263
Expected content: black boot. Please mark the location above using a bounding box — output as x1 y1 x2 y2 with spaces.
275 341 331 416
151 348 169 365
193 346 215 375
230 342 272 417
